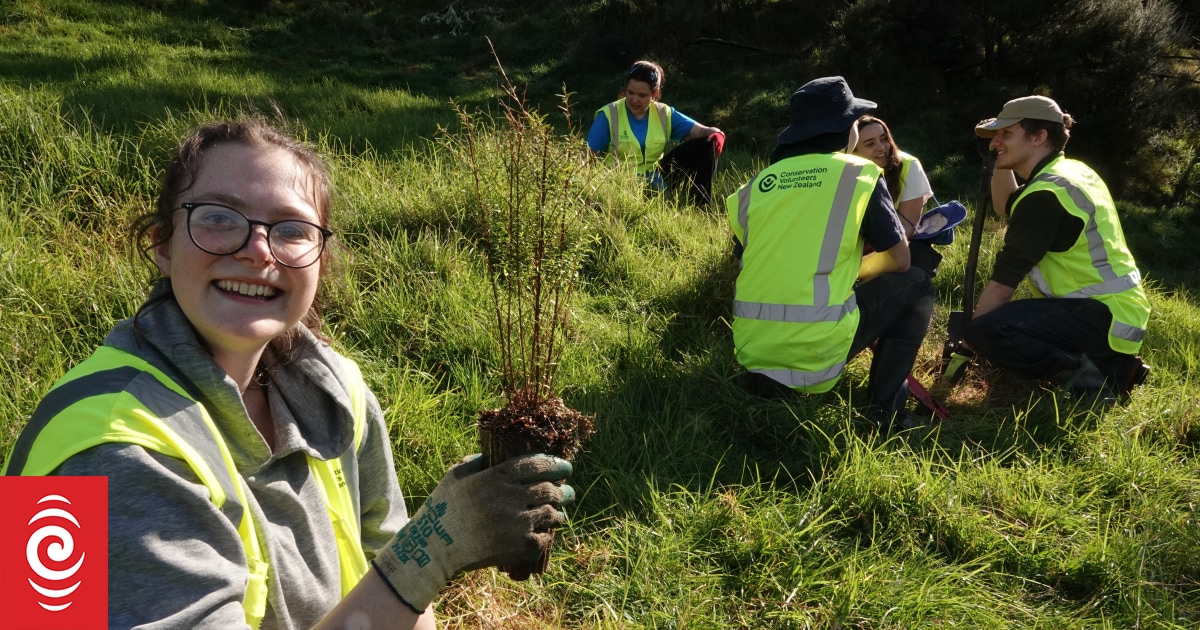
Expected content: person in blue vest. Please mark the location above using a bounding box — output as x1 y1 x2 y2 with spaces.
966 96 1151 405
587 59 725 203
726 76 935 430
852 115 943 276
3 119 575 629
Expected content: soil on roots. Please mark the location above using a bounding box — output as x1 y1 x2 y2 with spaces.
476 389 593 581
476 389 594 465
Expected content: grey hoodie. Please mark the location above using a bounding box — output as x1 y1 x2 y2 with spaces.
53 286 408 629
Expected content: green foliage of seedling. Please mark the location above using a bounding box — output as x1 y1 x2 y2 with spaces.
438 49 599 405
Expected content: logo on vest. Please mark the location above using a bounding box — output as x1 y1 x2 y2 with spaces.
334 467 346 489
758 173 778 193
777 167 828 191
0 476 108 630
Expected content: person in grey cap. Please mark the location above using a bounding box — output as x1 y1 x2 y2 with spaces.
966 95 1151 405
725 76 935 430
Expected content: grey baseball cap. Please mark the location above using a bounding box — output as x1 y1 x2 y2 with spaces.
975 96 1064 138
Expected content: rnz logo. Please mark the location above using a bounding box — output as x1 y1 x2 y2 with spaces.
28 494 88 611
1 476 108 630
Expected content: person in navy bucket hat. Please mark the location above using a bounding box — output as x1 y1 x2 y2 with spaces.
725 76 935 431
777 76 877 145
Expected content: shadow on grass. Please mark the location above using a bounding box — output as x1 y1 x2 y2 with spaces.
562 343 845 523
584 229 1070 510
6 0 592 156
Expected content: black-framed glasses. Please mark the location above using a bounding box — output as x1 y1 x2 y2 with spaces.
180 202 332 269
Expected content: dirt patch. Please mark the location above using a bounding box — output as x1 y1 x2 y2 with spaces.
477 389 594 464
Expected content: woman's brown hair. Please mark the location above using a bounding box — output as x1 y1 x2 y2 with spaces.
622 60 665 97
854 115 905 200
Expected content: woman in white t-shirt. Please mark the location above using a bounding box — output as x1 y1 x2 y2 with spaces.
853 115 941 275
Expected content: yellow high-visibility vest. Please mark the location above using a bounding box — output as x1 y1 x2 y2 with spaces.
3 345 371 629
1013 156 1150 354
597 98 672 175
897 151 915 199
726 153 882 391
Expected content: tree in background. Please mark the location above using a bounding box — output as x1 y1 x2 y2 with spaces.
582 0 1199 205
823 0 1195 201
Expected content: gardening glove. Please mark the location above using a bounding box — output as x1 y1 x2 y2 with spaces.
371 453 574 612
709 130 726 157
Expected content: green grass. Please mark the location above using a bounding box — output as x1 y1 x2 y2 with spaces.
3 2 1199 628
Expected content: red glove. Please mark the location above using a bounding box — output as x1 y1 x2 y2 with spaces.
709 130 725 157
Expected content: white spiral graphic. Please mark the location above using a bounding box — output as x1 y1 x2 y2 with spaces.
26 494 86 612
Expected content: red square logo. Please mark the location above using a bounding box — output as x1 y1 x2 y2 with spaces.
0 476 108 630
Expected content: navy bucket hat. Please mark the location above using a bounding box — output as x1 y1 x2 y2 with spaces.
777 76 877 145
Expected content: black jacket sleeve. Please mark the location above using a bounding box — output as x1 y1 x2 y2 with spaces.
860 179 905 253
990 189 1084 288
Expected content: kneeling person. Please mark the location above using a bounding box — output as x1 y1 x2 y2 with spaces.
967 96 1151 403
727 76 935 429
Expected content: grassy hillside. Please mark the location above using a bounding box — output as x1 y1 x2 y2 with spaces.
3 1 1199 627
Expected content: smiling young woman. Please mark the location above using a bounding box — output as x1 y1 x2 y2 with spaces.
852 115 933 238
4 118 576 629
154 143 325 413
852 114 944 276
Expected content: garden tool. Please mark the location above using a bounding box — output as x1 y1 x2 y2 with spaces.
941 140 994 384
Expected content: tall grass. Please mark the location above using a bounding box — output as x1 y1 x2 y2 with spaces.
2 3 1199 628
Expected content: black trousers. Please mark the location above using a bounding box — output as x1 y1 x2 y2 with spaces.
850 268 936 412
965 297 1136 385
659 137 718 205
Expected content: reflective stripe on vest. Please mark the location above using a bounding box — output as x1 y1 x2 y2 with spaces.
1030 268 1141 300
752 362 848 388
1017 159 1150 352
725 154 879 392
600 99 671 175
1027 172 1120 289
897 152 914 199
3 346 370 628
733 180 753 269
732 297 858 324
732 162 865 321
307 357 370 598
